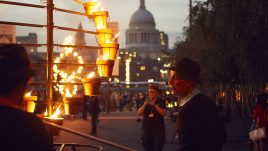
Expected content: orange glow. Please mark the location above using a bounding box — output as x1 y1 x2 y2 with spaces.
112 32 120 42
25 91 32 97
45 106 63 119
100 43 119 60
93 11 109 29
83 0 100 16
53 36 84 98
96 59 114 77
87 72 96 78
96 29 113 44
50 106 61 119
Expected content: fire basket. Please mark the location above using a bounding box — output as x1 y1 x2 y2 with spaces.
82 77 102 96
96 59 114 77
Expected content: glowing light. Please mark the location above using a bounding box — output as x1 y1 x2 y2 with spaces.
24 91 32 97
50 106 61 119
53 36 84 98
87 72 95 78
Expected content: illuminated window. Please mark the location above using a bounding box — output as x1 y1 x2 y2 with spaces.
140 66 146 71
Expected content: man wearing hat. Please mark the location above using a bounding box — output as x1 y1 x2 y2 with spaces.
0 44 54 151
168 57 226 151
138 84 167 151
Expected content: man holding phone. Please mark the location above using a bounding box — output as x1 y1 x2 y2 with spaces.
138 84 167 151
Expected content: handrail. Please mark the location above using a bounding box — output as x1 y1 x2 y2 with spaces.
0 0 45 8
0 43 101 49
0 21 97 35
43 121 136 151
53 143 103 151
0 21 45 28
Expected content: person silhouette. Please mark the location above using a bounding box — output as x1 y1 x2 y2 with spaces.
0 44 54 151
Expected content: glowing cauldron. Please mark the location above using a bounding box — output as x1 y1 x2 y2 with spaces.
96 59 114 77
100 43 119 60
82 77 102 96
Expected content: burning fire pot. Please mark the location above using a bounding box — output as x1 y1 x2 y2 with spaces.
83 1 99 16
93 11 109 29
82 77 102 96
23 93 37 113
44 117 64 136
100 43 119 60
63 97 83 115
96 59 114 77
96 29 113 44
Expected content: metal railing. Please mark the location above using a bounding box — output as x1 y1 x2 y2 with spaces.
0 1 135 150
44 121 135 151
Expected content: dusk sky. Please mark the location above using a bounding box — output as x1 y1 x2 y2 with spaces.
0 0 190 49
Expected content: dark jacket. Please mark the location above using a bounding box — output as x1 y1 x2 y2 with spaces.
176 94 226 151
0 105 54 151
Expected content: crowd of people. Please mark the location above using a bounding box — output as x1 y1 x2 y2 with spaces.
1 44 267 151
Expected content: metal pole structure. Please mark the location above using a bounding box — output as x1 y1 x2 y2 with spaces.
189 0 192 28
47 0 54 116
43 121 136 151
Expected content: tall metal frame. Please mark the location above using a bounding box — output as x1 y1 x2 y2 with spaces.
0 0 100 115
0 1 136 150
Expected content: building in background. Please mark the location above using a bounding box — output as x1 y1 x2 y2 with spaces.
0 24 16 43
119 0 170 87
17 33 38 52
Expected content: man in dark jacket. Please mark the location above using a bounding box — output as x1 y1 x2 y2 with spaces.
0 44 54 151
168 57 226 151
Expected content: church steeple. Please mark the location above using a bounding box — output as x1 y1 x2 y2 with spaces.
75 22 86 46
139 0 145 10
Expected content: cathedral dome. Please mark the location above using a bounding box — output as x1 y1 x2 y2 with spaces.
129 9 155 27
129 0 155 27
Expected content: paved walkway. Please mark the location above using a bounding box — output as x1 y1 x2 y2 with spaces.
54 111 253 151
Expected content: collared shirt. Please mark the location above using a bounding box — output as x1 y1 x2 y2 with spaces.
179 87 201 107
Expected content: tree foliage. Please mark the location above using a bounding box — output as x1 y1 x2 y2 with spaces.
174 0 268 85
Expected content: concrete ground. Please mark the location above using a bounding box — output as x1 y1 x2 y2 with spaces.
53 111 252 151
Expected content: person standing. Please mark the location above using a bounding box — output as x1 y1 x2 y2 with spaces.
138 84 167 151
87 96 101 135
252 93 267 151
0 44 54 151
168 57 226 151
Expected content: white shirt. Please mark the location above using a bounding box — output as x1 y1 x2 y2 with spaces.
179 88 201 107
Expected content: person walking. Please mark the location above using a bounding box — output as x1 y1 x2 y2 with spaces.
168 57 226 151
0 44 54 151
138 84 167 151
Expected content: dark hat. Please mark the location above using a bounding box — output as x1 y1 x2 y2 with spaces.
0 44 38 79
148 84 160 91
169 57 201 82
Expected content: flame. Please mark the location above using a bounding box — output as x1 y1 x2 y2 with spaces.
50 106 61 119
25 91 32 97
97 54 108 60
112 32 120 42
65 89 72 98
53 35 84 98
44 109 48 116
87 72 95 78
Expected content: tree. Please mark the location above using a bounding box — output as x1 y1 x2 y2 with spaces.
174 0 268 85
